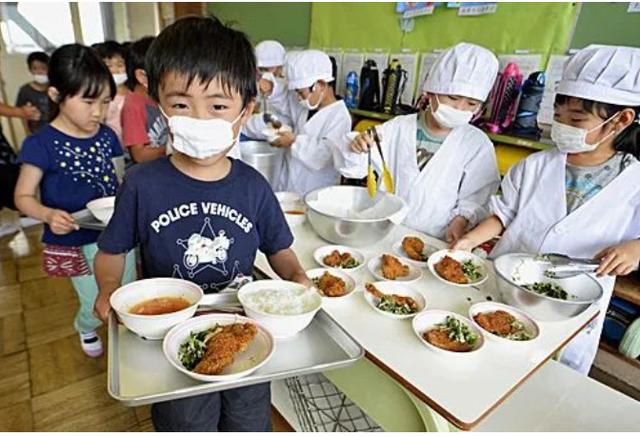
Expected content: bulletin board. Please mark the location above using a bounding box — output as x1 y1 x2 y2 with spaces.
208 2 311 47
309 2 578 68
570 2 640 49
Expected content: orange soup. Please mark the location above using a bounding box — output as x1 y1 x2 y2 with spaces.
130 297 191 315
285 210 305 215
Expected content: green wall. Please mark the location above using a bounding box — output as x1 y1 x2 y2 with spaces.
571 2 640 49
309 3 577 66
207 2 310 46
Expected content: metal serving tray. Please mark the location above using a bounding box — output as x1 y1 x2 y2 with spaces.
107 301 364 406
72 209 107 231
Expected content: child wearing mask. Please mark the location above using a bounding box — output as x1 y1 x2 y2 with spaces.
14 44 136 357
16 51 49 134
454 45 640 375
93 17 311 431
94 41 129 145
341 43 500 242
271 49 351 196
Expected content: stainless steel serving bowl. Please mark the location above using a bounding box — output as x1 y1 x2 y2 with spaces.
239 141 284 188
493 253 604 322
304 186 406 247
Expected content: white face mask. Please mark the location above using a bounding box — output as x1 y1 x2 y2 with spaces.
161 107 245 160
112 73 128 86
430 95 474 129
551 113 619 154
298 85 323 110
32 74 48 85
260 71 276 83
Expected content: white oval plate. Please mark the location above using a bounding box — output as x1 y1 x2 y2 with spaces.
368 255 423 283
306 268 357 299
313 245 365 272
392 238 438 268
362 281 426 320
469 302 540 343
428 249 489 288
412 310 485 356
163 314 275 383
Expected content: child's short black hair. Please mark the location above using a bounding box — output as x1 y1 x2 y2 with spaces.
27 51 49 69
93 40 127 61
48 44 115 119
555 94 640 159
145 16 257 107
125 36 155 91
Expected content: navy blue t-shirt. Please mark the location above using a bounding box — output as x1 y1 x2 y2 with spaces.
18 124 122 246
98 157 294 293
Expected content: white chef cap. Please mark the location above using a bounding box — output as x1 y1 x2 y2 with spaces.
255 40 286 68
556 44 640 107
286 49 334 90
423 42 499 102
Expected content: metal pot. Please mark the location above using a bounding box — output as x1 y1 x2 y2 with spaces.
239 141 284 188
304 186 407 247
493 253 604 322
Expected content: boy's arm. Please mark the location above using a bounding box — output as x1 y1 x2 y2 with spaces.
267 248 312 287
452 215 504 251
94 250 127 322
129 144 167 163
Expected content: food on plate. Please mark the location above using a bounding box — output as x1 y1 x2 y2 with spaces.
285 210 305 215
129 296 191 315
381 254 410 280
424 316 478 352
323 250 360 269
434 256 468 284
473 310 533 341
365 283 418 315
402 236 428 261
178 323 257 374
242 288 319 315
312 271 347 297
461 260 483 282
522 282 571 300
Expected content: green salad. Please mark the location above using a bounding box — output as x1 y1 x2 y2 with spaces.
437 316 478 345
462 260 483 282
507 320 534 341
523 282 570 300
376 295 416 315
178 325 223 370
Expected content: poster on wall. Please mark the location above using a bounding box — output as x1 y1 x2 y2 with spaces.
389 51 419 105
628 2 640 13
457 2 497 16
417 52 441 92
396 2 436 18
537 54 570 125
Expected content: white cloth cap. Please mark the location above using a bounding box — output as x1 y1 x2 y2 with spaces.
286 49 334 90
556 44 640 106
255 40 286 68
423 42 499 102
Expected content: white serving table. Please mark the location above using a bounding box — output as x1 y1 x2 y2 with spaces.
255 222 599 430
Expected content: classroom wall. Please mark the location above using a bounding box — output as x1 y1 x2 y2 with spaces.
309 2 577 66
207 2 310 47
571 2 640 49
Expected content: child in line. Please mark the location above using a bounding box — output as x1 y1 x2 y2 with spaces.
15 51 49 134
271 49 351 196
14 44 136 357
121 36 169 163
242 40 293 140
454 45 640 374
94 41 130 146
343 43 500 242
92 17 310 431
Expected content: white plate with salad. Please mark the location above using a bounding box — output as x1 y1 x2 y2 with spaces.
469 302 540 344
313 245 365 272
413 310 484 356
392 236 438 268
362 281 426 320
163 314 275 383
427 249 489 288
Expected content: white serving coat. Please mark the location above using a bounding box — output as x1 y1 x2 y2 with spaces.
490 149 640 374
337 113 500 239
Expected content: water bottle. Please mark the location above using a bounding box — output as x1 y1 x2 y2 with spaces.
345 71 359 108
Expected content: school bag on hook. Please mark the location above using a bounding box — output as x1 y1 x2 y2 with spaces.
358 59 381 112
480 62 523 134
510 71 545 140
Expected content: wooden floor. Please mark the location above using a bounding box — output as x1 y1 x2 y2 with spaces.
0 210 293 432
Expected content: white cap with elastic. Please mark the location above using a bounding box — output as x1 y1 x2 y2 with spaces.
423 42 499 102
286 49 334 90
556 44 640 107
255 40 286 68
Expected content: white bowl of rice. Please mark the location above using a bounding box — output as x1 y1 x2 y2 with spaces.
237 280 322 339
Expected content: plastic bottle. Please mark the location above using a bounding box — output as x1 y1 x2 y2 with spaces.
345 71 359 108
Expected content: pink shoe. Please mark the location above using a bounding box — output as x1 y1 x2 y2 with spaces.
79 331 104 357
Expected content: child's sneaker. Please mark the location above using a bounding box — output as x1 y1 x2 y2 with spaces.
79 331 104 357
